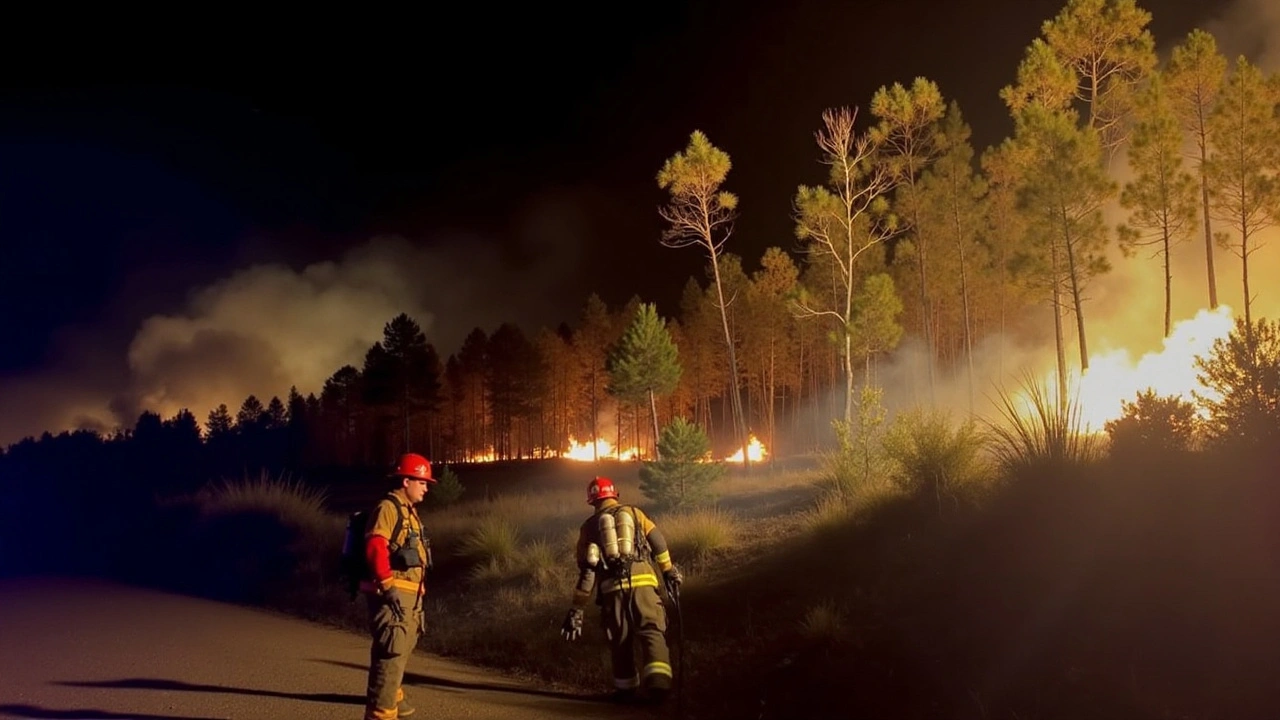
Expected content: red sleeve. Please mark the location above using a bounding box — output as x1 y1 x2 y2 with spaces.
365 535 392 583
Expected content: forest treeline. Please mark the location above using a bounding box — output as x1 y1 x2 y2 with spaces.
4 0 1279 473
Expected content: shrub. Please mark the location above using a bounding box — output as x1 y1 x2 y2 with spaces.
1104 389 1200 457
986 371 1103 478
180 471 338 609
455 515 522 570
639 417 725 509
1193 316 1280 450
659 507 739 568
516 539 566 592
882 407 991 511
195 471 329 523
798 599 847 644
820 384 897 504
804 475 904 536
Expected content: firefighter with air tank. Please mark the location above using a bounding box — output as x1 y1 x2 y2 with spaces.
560 475 683 705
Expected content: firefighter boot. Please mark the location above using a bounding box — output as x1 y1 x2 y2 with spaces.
395 687 415 718
610 687 638 704
645 685 671 706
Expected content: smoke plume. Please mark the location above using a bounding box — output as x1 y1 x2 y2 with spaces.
0 193 587 447
1202 0 1280 71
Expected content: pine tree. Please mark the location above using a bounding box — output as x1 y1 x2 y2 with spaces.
1165 29 1227 309
607 303 683 460
658 131 752 468
638 417 724 510
1205 56 1280 330
1118 72 1198 338
206 404 233 440
794 107 899 425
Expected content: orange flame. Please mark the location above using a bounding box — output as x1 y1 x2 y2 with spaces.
724 434 768 463
460 448 498 463
563 435 643 461
1022 305 1234 430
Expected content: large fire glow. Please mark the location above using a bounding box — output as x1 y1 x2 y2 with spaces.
1020 305 1234 430
725 434 769 463
456 432 773 463
563 435 642 461
457 305 1233 465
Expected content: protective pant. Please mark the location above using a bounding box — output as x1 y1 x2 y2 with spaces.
365 588 424 720
601 585 672 691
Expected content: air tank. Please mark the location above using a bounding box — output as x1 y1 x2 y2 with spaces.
599 512 619 560
616 509 635 558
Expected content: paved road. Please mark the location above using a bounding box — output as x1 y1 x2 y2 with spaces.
0 577 652 720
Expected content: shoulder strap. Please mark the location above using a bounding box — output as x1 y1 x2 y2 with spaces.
382 494 408 549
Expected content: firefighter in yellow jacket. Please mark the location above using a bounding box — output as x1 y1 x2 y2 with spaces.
560 476 683 705
361 453 435 720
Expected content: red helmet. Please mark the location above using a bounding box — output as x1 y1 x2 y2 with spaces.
391 453 436 483
587 476 618 504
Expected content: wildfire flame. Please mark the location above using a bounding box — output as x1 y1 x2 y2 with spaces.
460 448 498 463
563 435 642 461
1022 305 1234 430
725 434 768 463
458 304 1230 466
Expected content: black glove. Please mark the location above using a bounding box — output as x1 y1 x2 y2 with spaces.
664 566 683 597
382 588 406 622
560 607 584 641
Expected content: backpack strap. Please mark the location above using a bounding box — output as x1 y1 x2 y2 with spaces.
385 493 409 550
625 504 652 560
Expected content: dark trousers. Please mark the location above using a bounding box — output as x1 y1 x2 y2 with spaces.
601 585 672 690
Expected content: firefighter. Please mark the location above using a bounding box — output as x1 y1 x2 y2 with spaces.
560 476 684 705
361 453 436 720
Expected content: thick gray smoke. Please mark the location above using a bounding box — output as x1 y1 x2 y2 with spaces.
0 190 588 446
1203 0 1280 71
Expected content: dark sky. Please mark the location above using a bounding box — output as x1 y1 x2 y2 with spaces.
0 0 1244 441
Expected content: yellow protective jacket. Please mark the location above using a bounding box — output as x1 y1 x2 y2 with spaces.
571 498 673 608
360 489 428 596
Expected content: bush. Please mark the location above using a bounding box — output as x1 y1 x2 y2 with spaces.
882 407 991 511
639 417 725 509
659 507 739 568
821 384 897 504
1104 389 1200 457
455 515 522 570
798 599 847 645
1193 316 1280 450
176 471 341 611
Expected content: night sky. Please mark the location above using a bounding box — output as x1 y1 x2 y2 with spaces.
0 0 1260 444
